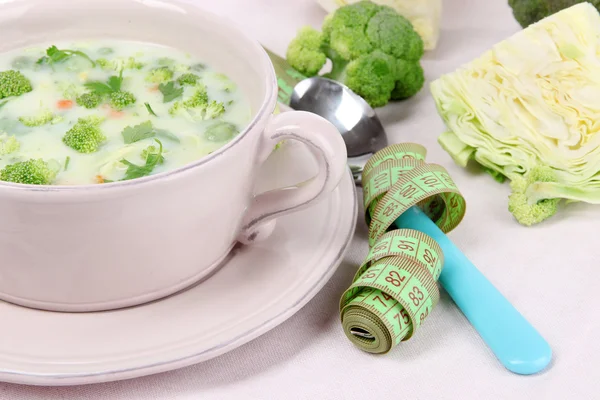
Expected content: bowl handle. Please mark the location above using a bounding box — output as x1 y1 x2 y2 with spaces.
237 111 347 245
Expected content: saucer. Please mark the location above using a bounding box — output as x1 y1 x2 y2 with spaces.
0 140 357 386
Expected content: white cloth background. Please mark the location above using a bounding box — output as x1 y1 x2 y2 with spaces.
1 0 598 398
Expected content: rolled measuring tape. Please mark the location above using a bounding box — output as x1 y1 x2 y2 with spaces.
340 143 466 354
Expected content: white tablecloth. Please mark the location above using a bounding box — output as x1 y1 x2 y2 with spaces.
3 0 599 398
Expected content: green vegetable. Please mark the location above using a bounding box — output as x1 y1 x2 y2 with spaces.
36 45 95 68
62 116 106 153
60 83 86 100
109 91 136 110
141 144 165 165
508 0 600 27
11 56 34 69
0 70 33 99
145 102 158 116
121 120 155 144
168 86 225 121
508 167 560 226
64 156 70 171
96 57 144 71
120 139 164 180
0 159 58 185
286 1 425 108
19 109 58 127
0 134 20 155
204 121 239 142
76 92 101 109
158 81 184 103
430 3 600 226
146 67 174 84
205 100 226 120
177 73 200 86
84 69 123 96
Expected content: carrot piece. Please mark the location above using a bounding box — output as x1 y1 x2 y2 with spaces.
95 175 105 184
148 85 159 92
109 110 125 118
57 99 74 109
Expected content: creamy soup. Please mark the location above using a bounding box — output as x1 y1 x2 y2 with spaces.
0 40 252 185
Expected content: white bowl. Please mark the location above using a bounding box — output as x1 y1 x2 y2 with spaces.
0 0 347 312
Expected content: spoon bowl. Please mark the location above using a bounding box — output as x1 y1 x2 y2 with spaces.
290 77 388 184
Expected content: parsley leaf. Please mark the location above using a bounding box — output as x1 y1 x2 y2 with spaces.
120 139 164 181
121 121 155 144
85 69 123 96
145 102 158 117
36 45 96 67
158 81 183 103
155 128 180 143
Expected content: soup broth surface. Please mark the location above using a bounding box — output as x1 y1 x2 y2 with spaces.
0 40 252 185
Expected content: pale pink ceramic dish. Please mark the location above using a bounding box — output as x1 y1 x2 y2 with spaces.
0 0 347 312
0 140 357 386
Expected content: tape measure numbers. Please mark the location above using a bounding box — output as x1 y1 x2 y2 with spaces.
340 143 467 354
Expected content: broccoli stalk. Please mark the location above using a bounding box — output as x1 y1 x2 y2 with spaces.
508 166 560 226
0 159 58 185
19 109 62 127
286 1 425 108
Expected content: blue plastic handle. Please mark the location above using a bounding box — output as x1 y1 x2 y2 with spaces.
395 206 552 375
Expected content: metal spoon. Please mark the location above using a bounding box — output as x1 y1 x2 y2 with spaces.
290 77 387 185
265 48 552 375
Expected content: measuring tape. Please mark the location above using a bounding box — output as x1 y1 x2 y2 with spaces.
340 143 466 354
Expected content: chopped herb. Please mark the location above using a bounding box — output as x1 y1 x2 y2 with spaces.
145 102 158 117
64 156 70 171
190 63 206 72
155 128 180 143
84 69 123 96
36 45 96 67
158 81 183 103
121 120 155 144
120 139 164 181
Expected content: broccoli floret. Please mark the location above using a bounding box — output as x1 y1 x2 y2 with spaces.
508 166 560 226
177 73 200 86
18 109 57 127
97 57 144 71
0 70 33 99
60 83 86 100
0 159 58 185
76 92 101 109
205 100 226 119
508 0 600 27
62 116 106 153
286 1 424 108
285 27 327 76
0 134 20 155
169 86 225 120
140 144 165 165
109 91 136 110
146 67 174 83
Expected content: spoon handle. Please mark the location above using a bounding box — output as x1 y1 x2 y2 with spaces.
396 206 552 375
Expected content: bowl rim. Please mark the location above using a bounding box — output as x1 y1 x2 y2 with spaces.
0 0 278 193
